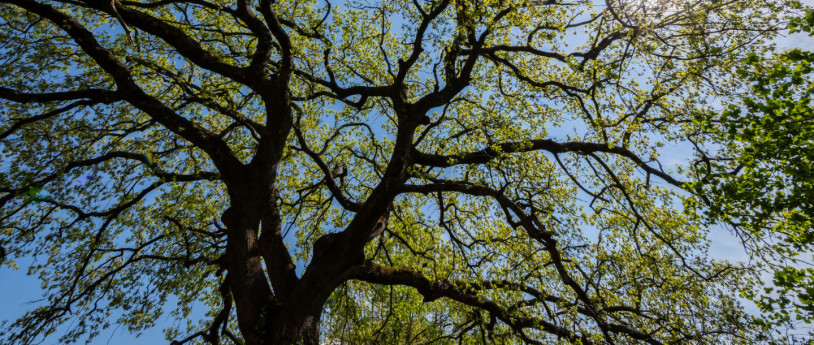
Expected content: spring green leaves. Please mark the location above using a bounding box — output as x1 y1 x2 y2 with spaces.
695 9 814 328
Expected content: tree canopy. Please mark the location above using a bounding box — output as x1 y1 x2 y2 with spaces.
692 9 814 331
0 0 805 344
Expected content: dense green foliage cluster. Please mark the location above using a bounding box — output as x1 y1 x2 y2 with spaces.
693 9 814 331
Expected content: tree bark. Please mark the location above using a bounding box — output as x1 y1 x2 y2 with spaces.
222 169 336 345
266 306 322 345
222 203 274 345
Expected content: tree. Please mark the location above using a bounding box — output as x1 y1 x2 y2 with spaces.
0 0 801 344
692 9 814 331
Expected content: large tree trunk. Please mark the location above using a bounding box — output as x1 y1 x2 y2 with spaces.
222 203 274 345
220 158 392 345
222 174 333 345
267 307 323 345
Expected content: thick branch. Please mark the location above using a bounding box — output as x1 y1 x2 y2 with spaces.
349 261 595 345
0 87 119 103
412 139 685 187
4 0 243 173
80 0 254 86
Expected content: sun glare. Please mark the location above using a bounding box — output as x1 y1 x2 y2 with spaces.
608 0 692 25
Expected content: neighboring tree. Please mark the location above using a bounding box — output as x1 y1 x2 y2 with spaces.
0 0 801 344
692 9 814 332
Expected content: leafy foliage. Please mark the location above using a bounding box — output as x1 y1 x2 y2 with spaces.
0 0 805 344
694 9 814 330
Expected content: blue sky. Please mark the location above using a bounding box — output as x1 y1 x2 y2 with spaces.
0 260 170 345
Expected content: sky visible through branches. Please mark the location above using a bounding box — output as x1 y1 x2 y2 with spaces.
1 0 813 343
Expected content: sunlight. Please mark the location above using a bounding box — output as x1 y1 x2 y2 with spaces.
609 0 690 22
